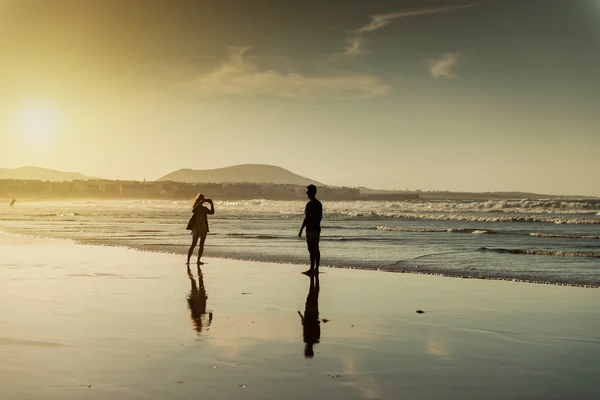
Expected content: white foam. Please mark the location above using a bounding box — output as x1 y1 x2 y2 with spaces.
4 198 600 219
529 232 600 239
376 226 446 233
209 199 600 221
371 212 600 225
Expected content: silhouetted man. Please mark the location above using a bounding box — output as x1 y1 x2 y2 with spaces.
298 184 322 275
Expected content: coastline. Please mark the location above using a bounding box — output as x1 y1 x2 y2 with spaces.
2 229 598 289
1 233 599 399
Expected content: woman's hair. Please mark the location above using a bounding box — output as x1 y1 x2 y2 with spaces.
192 193 204 208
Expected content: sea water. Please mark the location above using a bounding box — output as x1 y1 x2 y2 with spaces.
1 198 599 286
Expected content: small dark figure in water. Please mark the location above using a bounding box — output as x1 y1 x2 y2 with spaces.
186 193 215 265
298 184 322 275
9 198 16 207
186 265 213 334
298 274 320 358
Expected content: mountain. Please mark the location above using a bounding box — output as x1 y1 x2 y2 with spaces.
157 164 323 186
0 166 93 181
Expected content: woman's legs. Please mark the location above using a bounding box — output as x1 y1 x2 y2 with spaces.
197 233 207 264
187 234 199 264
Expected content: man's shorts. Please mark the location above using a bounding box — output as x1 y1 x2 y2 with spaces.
306 230 320 242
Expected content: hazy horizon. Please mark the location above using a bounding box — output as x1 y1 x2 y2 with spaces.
1 0 599 196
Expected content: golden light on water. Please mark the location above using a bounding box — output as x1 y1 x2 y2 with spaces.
426 339 451 359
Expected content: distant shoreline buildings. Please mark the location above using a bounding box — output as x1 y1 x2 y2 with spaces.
1 179 583 201
0 179 419 201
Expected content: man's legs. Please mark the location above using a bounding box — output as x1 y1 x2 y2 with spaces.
306 239 319 274
314 241 320 272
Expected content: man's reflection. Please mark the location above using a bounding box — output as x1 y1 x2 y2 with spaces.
298 274 320 358
187 265 213 334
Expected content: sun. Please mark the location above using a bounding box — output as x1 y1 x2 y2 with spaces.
15 101 60 143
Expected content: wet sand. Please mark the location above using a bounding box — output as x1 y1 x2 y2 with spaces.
1 234 599 399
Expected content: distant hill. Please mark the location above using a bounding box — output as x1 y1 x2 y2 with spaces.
157 164 323 186
0 166 92 181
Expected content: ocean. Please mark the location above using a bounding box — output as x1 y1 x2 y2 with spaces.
1 198 599 287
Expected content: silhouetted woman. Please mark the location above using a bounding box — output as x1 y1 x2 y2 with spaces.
186 193 215 265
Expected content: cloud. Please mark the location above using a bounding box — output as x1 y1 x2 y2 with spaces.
193 47 391 99
341 3 477 58
356 3 477 34
343 36 369 57
429 53 459 78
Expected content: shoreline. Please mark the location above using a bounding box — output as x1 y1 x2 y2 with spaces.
2 229 598 289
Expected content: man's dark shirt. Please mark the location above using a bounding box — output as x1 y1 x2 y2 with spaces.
304 199 322 232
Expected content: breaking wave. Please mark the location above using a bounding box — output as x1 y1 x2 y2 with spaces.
478 247 600 258
529 232 600 239
377 226 492 234
4 199 600 225
377 227 600 240
218 198 600 215
368 213 600 225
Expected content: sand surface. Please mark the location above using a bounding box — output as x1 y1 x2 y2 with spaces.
1 234 599 399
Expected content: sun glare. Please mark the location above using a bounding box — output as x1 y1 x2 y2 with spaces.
15 101 60 143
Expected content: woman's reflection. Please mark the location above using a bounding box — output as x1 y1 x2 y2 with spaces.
298 274 320 358
187 265 213 334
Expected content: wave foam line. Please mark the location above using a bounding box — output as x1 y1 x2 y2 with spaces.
478 247 600 258
373 213 600 225
529 232 600 239
377 226 492 234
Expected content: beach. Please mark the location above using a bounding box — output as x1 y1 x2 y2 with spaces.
1 233 599 399
2 0 599 398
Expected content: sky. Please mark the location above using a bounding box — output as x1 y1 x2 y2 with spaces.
1 0 599 196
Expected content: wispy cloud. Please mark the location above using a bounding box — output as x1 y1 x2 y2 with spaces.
430 53 459 78
341 3 477 58
193 47 391 99
343 36 369 57
356 3 477 34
